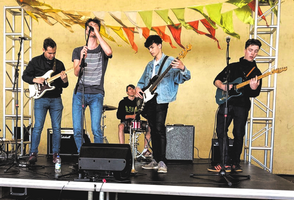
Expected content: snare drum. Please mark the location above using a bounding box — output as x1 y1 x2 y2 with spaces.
131 120 148 131
132 120 141 130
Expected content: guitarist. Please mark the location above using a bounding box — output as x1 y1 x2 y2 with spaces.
135 35 191 173
208 39 262 173
22 38 68 164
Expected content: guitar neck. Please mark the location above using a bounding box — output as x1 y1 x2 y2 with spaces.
150 58 177 92
47 67 74 83
236 72 270 89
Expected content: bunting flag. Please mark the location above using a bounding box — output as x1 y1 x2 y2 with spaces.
141 27 151 39
248 0 269 26
152 26 177 48
187 20 221 49
155 9 175 26
138 10 153 30
171 8 192 30
122 27 138 52
16 0 269 52
167 24 185 49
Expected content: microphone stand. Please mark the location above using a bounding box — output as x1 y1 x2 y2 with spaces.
74 28 91 160
5 38 25 173
190 38 250 186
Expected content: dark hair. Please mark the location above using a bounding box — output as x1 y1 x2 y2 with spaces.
43 37 56 50
144 35 162 48
245 39 262 49
85 18 101 31
126 84 135 91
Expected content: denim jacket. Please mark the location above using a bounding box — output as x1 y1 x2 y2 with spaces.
137 53 191 104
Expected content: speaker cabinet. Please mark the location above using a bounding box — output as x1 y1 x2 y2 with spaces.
211 138 234 165
166 124 195 161
78 143 132 180
47 128 90 156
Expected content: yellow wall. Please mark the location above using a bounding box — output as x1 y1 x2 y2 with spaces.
0 0 293 174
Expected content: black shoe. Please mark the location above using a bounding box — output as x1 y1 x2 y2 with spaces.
28 153 37 164
232 164 243 172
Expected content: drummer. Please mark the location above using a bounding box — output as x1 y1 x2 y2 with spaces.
117 84 152 157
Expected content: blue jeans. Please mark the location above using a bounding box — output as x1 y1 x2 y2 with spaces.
72 92 104 153
30 97 63 154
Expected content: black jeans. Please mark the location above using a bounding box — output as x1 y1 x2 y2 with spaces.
144 97 169 163
216 104 249 165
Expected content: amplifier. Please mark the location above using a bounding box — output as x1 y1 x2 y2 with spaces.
47 128 90 156
211 138 234 165
166 124 195 161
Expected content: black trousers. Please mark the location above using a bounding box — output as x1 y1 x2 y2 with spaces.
216 104 249 165
144 97 169 163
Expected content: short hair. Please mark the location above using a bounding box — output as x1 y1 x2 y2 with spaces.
126 84 135 91
43 37 56 50
144 35 162 48
245 39 262 49
85 17 101 31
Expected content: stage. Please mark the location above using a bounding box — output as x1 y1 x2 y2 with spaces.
0 155 293 200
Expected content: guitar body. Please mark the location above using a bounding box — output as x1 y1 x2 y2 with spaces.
29 70 55 99
215 77 243 105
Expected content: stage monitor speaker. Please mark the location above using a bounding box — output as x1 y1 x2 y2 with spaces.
166 124 194 161
78 143 132 180
211 138 234 165
47 128 90 156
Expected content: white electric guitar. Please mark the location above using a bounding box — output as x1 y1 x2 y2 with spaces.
29 67 73 99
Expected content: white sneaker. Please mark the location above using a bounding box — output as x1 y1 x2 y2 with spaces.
142 159 158 169
157 161 167 173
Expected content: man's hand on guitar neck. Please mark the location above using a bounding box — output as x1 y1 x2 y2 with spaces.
33 77 45 84
249 75 260 90
171 59 185 71
60 71 68 83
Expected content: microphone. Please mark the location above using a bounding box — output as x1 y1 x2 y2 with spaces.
19 37 28 40
89 26 94 32
226 36 231 43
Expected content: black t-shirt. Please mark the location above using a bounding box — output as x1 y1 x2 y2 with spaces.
116 97 140 122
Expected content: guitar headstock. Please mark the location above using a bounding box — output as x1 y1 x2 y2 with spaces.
272 67 287 74
178 44 192 60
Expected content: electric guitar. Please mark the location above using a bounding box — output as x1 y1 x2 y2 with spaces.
215 67 287 105
137 45 192 111
29 67 73 99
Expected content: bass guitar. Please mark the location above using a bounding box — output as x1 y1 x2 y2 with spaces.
29 67 73 99
137 45 192 111
215 67 287 105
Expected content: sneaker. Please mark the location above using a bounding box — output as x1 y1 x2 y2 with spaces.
143 149 152 158
232 164 243 172
207 164 231 173
53 153 59 163
142 159 158 169
28 153 37 164
157 161 167 173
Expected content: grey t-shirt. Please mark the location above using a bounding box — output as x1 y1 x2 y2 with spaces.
72 45 111 95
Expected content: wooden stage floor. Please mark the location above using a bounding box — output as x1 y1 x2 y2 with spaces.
0 155 293 200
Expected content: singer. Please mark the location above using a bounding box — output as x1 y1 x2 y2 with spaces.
208 39 262 173
72 18 113 153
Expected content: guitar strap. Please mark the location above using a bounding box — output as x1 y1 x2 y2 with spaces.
52 59 56 72
246 66 255 78
157 56 169 76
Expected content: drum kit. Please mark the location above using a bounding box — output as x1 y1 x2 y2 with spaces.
102 104 150 174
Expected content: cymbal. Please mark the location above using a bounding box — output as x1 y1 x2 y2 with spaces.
103 105 117 111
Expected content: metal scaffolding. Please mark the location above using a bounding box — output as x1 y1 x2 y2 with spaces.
244 0 281 173
2 6 33 157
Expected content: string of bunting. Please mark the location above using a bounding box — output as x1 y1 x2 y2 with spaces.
16 0 268 52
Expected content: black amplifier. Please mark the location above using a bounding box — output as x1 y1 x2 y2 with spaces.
47 128 90 156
